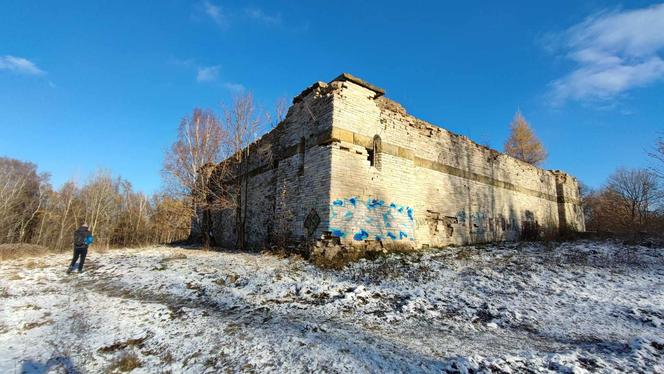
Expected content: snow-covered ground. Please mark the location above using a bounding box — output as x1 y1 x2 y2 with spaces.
1 241 663 373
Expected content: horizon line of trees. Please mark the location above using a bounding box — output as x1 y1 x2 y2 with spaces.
584 166 664 235
0 157 190 250
0 92 287 251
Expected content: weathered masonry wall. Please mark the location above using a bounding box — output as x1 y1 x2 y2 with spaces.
209 82 336 248
206 73 585 250
327 76 584 248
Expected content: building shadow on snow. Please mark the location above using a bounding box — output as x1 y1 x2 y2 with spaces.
20 356 79 374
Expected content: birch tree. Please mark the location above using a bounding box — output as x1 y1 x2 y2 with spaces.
163 108 227 246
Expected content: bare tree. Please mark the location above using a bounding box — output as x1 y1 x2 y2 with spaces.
78 171 121 248
53 181 77 249
584 188 621 232
0 157 49 243
149 193 191 244
504 111 547 166
607 168 660 229
221 92 264 250
586 168 661 234
163 108 228 245
265 96 288 129
648 135 664 179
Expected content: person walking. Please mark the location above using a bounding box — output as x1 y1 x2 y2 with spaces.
67 223 94 273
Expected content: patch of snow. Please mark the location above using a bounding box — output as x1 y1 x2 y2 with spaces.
0 241 663 372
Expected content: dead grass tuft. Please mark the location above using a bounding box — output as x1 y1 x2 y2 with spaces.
7 272 23 280
107 352 142 373
455 247 479 261
311 242 418 270
345 252 435 284
23 319 53 330
0 243 51 261
25 260 51 269
99 335 150 353
161 253 187 263
151 253 188 271
161 351 174 364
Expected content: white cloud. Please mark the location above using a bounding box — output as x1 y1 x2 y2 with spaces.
196 65 220 82
201 0 227 27
0 55 45 76
245 7 281 25
223 82 245 93
547 4 664 105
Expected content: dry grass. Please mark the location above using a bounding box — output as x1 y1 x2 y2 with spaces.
25 259 51 269
161 253 188 262
311 242 418 270
106 352 142 373
6 272 22 280
0 243 52 261
161 351 174 365
152 253 188 271
23 319 54 330
98 335 149 353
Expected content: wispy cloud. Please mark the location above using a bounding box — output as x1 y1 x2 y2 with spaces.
171 57 196 68
245 7 281 25
200 0 227 28
223 82 245 93
545 4 664 106
196 65 220 82
195 2 284 30
0 55 45 76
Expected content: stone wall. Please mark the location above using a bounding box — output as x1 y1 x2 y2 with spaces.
205 73 584 250
209 81 335 248
326 74 583 248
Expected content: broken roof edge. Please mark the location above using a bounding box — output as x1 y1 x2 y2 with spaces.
292 73 385 104
292 81 329 104
288 74 574 178
331 73 385 97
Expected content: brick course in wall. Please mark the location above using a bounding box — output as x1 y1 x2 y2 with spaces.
204 73 585 250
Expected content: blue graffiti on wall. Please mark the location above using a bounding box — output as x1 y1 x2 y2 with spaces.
456 210 466 224
329 197 416 241
455 210 489 233
471 212 488 233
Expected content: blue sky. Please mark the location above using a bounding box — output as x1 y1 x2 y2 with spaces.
1 1 664 194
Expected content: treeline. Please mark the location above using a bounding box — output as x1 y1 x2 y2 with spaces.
584 167 663 235
1 92 283 252
0 157 190 250
583 135 664 236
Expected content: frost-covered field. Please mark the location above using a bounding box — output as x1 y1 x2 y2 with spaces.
1 241 663 373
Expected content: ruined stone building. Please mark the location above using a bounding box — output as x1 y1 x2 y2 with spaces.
207 73 585 250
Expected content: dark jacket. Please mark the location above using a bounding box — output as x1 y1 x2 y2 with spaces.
74 227 92 249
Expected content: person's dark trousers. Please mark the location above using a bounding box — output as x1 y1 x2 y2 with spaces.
69 247 88 272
